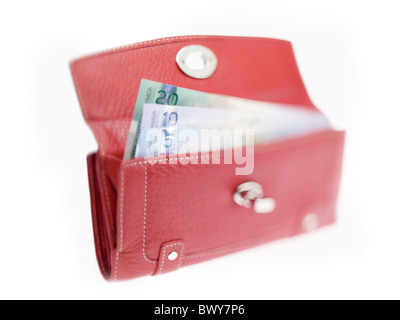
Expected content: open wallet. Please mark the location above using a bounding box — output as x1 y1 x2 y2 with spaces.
70 35 345 281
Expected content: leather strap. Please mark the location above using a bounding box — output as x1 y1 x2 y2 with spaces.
154 240 184 276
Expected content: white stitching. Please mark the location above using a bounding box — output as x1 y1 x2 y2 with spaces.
118 155 207 270
115 131 339 277
72 37 211 264
101 154 115 236
117 130 340 272
178 243 184 269
115 163 126 279
123 155 210 168
71 36 209 62
113 161 125 280
134 155 209 264
120 131 338 169
72 34 333 278
157 243 184 275
113 131 337 276
143 161 156 264
114 252 119 281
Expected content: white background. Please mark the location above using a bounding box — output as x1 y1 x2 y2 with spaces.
0 0 399 300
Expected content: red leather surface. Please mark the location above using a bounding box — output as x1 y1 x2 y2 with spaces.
87 153 111 279
71 35 315 158
71 36 345 281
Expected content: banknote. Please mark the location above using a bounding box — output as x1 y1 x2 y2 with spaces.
135 103 331 158
136 104 237 158
123 79 331 160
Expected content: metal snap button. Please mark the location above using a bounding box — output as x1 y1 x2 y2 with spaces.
168 251 178 261
176 45 217 79
254 197 276 214
302 213 320 232
233 182 276 214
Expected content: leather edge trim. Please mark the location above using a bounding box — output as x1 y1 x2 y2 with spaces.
87 153 112 280
70 35 291 64
153 241 185 276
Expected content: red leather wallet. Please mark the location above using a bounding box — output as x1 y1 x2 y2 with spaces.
70 35 345 281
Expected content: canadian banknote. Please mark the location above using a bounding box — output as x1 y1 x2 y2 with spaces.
124 79 331 160
135 103 331 158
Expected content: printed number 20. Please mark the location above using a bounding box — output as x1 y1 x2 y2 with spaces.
155 90 178 105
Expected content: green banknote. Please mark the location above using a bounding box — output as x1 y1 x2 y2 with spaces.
123 79 331 160
124 79 234 160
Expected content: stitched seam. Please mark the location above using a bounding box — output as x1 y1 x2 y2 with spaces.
178 243 185 268
101 155 115 236
158 243 184 275
143 161 156 264
71 36 290 63
88 158 107 277
72 37 212 277
116 130 339 273
72 36 209 62
124 155 206 168
113 164 125 280
72 34 338 276
120 130 339 168
124 155 209 265
114 252 119 281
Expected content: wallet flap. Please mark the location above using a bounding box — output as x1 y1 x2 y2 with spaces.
70 35 315 157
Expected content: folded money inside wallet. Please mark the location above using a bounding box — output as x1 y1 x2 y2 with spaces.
70 36 345 281
127 80 332 159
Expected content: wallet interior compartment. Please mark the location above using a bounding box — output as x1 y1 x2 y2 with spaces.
106 129 344 279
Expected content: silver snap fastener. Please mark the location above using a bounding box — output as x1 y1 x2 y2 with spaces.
233 182 276 214
233 182 264 208
176 45 217 79
254 198 276 214
302 213 320 232
168 251 178 261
